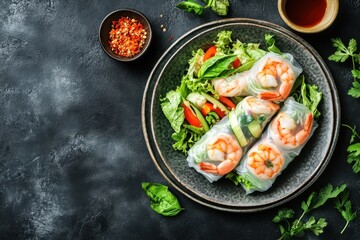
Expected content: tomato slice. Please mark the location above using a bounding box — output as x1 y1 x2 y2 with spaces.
232 57 241 69
218 96 236 110
203 46 217 61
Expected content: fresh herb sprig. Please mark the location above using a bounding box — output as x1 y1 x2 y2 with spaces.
273 184 349 239
334 189 357 234
342 124 360 173
328 38 360 98
176 0 230 16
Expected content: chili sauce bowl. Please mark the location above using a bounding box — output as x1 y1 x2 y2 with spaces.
278 0 339 33
99 9 152 62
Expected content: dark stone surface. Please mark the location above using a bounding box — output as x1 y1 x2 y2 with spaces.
0 0 359 239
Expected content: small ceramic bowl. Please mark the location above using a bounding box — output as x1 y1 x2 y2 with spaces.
278 0 339 33
99 9 152 62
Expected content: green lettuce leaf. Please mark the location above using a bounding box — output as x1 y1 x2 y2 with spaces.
187 49 204 80
202 0 230 16
182 75 215 95
232 40 267 64
291 76 322 119
225 171 255 190
265 34 282 55
214 30 232 54
171 124 204 153
210 0 230 16
160 90 184 133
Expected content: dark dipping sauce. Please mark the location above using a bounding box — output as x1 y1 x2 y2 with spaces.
285 0 327 27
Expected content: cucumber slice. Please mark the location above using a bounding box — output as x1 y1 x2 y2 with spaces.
247 120 262 138
200 92 229 114
229 111 248 147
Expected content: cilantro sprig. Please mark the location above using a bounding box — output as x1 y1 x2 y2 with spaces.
342 124 360 173
273 184 354 239
334 189 357 234
328 38 360 98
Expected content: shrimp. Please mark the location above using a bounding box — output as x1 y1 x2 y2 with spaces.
241 96 279 116
247 142 284 179
199 133 242 175
270 112 313 149
213 72 249 97
256 59 295 102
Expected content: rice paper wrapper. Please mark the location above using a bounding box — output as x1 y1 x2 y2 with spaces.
235 97 318 193
187 96 279 183
213 71 250 97
213 52 302 102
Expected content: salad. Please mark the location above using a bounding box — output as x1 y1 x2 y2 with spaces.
160 31 323 192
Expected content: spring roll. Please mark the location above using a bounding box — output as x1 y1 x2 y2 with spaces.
187 96 279 182
235 97 317 193
213 52 303 102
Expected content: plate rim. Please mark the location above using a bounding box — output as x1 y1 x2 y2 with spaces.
141 18 341 212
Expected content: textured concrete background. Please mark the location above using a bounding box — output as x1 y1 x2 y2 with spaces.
0 0 360 239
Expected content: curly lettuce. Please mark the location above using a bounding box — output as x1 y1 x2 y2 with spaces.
172 124 204 153
214 30 232 54
291 75 323 119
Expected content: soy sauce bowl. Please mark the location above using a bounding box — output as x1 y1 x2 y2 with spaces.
99 9 152 62
278 0 339 33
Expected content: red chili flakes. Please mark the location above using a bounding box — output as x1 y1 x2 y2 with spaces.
109 17 147 58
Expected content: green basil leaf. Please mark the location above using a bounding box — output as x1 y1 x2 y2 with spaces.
214 59 255 79
142 182 184 216
198 54 227 77
177 1 204 15
198 55 237 79
202 55 237 78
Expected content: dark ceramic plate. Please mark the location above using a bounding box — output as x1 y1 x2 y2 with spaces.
142 19 340 212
